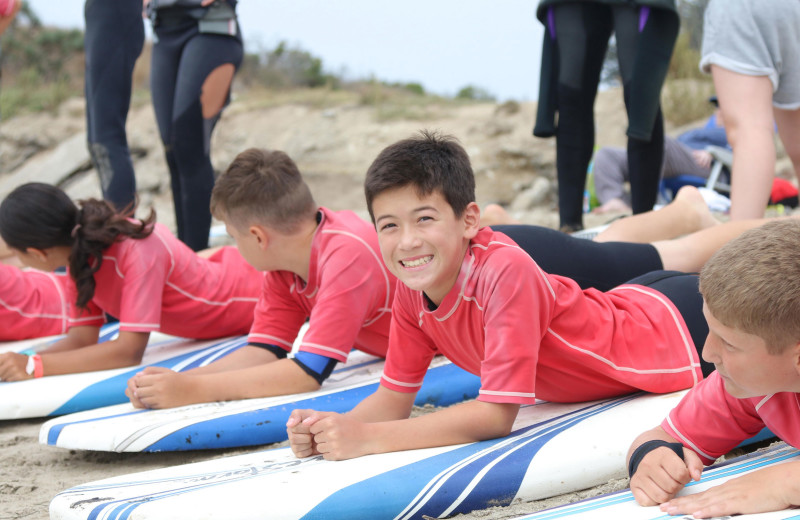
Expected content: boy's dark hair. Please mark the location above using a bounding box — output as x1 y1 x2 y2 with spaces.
0 182 154 309
210 148 316 234
364 130 475 222
699 219 800 353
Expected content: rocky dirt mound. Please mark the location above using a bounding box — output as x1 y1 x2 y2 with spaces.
0 88 637 233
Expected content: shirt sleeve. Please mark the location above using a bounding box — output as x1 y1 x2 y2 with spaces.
662 372 766 464
477 250 554 405
380 288 437 393
298 239 391 362
247 272 309 352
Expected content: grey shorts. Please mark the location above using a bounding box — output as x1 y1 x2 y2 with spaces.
700 0 800 110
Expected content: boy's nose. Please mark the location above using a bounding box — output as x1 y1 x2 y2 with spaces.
398 228 420 249
700 334 720 364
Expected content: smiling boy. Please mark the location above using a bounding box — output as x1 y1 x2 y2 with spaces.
286 131 714 460
627 219 800 518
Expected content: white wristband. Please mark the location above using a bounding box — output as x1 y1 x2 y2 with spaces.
25 355 35 375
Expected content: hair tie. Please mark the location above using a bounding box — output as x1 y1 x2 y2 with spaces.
71 224 82 238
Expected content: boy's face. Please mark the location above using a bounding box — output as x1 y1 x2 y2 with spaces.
701 303 800 398
372 185 479 306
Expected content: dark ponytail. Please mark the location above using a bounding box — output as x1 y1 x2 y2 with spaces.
0 182 155 308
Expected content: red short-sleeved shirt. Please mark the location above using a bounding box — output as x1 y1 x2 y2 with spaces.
662 371 800 464
66 224 261 338
381 227 702 404
0 265 102 340
248 208 395 361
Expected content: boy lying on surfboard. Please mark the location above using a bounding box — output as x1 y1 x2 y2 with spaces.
285 130 718 460
126 148 398 408
123 145 782 410
627 219 800 518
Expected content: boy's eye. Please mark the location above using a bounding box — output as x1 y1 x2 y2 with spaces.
379 222 396 231
418 215 433 222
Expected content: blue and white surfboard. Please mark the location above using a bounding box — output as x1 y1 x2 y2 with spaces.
514 443 800 520
0 332 247 420
51 391 768 520
40 353 481 452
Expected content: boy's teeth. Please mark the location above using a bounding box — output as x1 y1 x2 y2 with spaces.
403 256 432 267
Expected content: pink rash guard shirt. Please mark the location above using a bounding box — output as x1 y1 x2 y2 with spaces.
0 265 101 340
662 371 800 464
248 208 395 361
381 227 703 404
66 223 260 338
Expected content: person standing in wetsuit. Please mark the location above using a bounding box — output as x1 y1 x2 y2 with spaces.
84 0 145 211
534 0 679 232
146 0 243 251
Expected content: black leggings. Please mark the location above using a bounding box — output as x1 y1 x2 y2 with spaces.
492 224 663 292
623 270 714 377
84 0 144 211
550 2 677 228
151 11 243 251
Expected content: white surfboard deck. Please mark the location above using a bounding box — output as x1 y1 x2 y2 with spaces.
0 332 247 420
515 443 800 520
50 390 771 520
40 354 479 452
0 322 121 355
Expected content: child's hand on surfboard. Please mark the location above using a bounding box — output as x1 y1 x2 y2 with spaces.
126 367 190 409
287 409 325 457
630 444 703 506
287 410 378 461
0 352 32 382
658 461 800 518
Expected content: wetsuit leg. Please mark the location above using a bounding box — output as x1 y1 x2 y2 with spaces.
552 3 613 230
613 5 678 214
84 0 144 211
491 224 663 292
151 19 243 251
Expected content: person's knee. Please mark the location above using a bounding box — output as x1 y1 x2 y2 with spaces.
200 63 236 119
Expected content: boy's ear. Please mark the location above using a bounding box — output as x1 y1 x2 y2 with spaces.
249 225 270 250
24 247 48 262
792 342 800 378
462 202 481 239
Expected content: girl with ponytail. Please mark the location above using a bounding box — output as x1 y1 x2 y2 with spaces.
0 183 261 381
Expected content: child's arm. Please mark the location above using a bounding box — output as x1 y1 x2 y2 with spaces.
287 385 520 460
659 459 800 518
127 350 320 409
627 426 704 506
0 328 148 381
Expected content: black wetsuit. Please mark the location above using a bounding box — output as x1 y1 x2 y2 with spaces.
149 0 243 251
84 0 145 211
534 0 679 230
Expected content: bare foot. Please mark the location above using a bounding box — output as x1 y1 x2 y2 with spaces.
592 198 631 215
481 204 519 226
673 186 719 232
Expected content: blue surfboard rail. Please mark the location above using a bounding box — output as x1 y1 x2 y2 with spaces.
145 362 480 451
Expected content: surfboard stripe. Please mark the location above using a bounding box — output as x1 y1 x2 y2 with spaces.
48 337 248 416
302 397 638 520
